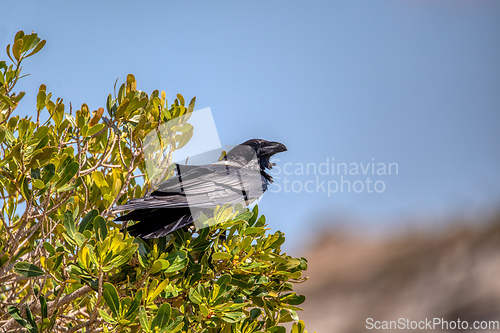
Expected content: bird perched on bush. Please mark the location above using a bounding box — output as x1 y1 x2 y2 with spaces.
112 139 287 238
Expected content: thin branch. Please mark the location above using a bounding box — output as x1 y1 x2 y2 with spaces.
79 133 118 177
29 190 75 220
66 319 100 333
0 285 94 332
131 173 145 179
101 163 121 168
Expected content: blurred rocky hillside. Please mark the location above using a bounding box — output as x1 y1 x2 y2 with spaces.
294 214 500 332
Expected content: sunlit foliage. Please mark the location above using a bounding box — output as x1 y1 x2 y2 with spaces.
0 31 310 333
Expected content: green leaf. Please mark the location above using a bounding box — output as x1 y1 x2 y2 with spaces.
243 227 265 236
65 113 77 127
222 311 246 323
165 251 188 273
0 254 10 268
248 205 259 226
0 126 6 143
284 309 299 322
297 320 306 333
26 39 46 58
105 243 138 270
150 259 170 274
25 304 37 329
93 216 108 241
43 242 56 256
125 290 142 319
213 252 232 260
151 303 171 330
103 282 120 317
89 107 104 127
199 303 209 317
250 308 261 320
115 99 130 118
22 33 37 53
32 284 40 297
52 253 64 271
63 211 75 239
278 258 302 270
266 326 286 333
74 232 86 247
165 316 184 332
19 176 32 201
78 209 98 233
209 284 220 303
126 74 136 91
91 171 108 188
139 306 150 331
55 161 79 188
188 96 196 113
12 39 23 61
216 274 231 288
147 279 167 302
280 293 306 306
7 305 28 328
41 163 55 183
33 179 44 190
36 90 47 111
86 123 105 136
188 288 202 304
176 93 185 106
39 295 48 318
13 261 45 277
165 256 188 273
98 309 117 324
33 125 49 141
234 211 253 222
0 94 15 107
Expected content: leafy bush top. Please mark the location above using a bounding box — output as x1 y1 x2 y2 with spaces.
0 31 311 333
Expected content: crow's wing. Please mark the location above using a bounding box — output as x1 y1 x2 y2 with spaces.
112 162 265 213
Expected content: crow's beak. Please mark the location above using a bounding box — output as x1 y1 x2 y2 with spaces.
262 141 287 156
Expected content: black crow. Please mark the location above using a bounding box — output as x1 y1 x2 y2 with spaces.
112 139 287 238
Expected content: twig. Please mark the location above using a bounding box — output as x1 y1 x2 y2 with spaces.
79 133 118 177
0 285 93 332
29 190 75 220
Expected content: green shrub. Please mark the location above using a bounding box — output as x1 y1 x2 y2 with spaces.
0 31 311 333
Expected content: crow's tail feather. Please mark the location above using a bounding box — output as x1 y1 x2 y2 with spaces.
117 208 204 239
125 214 193 239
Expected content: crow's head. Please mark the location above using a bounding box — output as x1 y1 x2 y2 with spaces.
226 139 287 178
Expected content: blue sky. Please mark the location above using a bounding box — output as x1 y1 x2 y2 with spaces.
2 1 499 252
